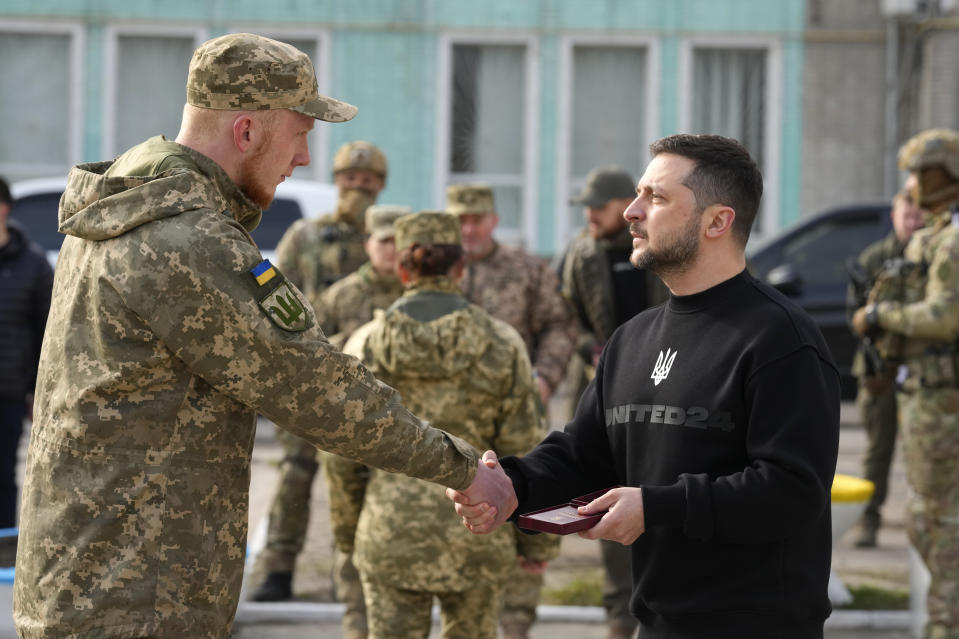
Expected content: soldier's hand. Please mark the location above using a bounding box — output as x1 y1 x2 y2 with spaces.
577 486 646 545
851 306 870 336
446 450 517 534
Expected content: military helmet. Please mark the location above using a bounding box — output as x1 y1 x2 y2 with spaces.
898 128 959 180
333 140 387 177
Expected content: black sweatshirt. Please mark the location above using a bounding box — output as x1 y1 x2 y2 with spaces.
503 270 840 638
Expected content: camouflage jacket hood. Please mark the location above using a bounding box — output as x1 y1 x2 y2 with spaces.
58 136 262 243
364 277 492 380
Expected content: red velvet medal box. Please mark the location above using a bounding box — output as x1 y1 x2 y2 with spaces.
517 487 618 535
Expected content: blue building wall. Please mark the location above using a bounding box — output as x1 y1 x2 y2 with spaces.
1 0 806 253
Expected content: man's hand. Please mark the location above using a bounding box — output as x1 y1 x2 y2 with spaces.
445 450 518 534
576 486 646 545
535 377 552 407
851 306 870 336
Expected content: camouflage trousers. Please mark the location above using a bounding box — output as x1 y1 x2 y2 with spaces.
360 573 503 639
857 378 899 529
335 549 368 639
899 386 959 638
499 566 543 630
259 428 320 572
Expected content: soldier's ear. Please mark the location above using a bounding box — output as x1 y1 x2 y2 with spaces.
232 114 255 152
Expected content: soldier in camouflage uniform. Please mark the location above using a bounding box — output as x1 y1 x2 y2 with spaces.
252 139 389 602
337 211 558 639
446 184 573 639
558 166 668 639
852 128 959 639
11 34 510 639
314 204 407 639
845 188 925 548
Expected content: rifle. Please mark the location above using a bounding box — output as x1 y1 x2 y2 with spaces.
846 258 885 376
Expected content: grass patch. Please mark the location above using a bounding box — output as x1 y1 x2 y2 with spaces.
838 584 910 610
542 573 604 606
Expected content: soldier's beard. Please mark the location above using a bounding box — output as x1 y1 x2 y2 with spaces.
628 211 702 276
237 135 276 210
336 188 377 228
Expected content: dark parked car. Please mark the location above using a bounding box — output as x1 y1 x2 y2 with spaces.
748 203 893 399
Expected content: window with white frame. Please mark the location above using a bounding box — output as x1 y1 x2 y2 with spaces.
689 47 768 232
112 34 197 154
567 44 649 234
447 42 527 241
0 29 76 180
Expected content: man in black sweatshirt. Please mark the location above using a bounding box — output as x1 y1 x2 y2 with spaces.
449 134 841 638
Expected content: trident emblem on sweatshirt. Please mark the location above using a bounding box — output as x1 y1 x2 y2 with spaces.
651 348 678 386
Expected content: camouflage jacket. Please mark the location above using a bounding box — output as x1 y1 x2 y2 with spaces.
460 242 576 391
874 206 959 380
274 211 367 303
13 137 478 639
560 226 668 360
314 261 403 349
341 277 559 591
846 231 904 378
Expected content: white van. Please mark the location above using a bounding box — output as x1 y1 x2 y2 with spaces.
10 177 338 266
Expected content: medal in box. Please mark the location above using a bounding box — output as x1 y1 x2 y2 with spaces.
517 487 618 535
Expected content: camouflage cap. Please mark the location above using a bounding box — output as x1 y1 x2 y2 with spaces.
570 166 636 207
365 204 411 240
394 211 462 252
445 184 495 216
333 141 388 177
898 128 959 179
186 33 357 123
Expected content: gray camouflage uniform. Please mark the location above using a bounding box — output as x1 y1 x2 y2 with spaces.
12 127 475 639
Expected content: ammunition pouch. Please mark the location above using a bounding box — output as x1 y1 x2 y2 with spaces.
900 347 959 393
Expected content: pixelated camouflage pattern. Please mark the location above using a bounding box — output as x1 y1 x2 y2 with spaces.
446 184 495 215
361 572 502 639
187 33 356 122
848 231 906 377
339 276 557 594
898 128 959 179
365 204 408 239
333 141 388 177
274 211 368 303
316 262 404 353
394 211 462 252
12 137 477 639
461 242 576 391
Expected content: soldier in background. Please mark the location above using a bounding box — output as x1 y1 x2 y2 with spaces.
851 128 959 638
845 186 925 548
558 166 668 639
340 211 558 639
12 33 503 639
252 140 389 602
315 204 407 639
446 184 572 639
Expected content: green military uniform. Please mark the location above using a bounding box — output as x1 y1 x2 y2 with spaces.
255 142 388 601
317 205 405 639
559 225 668 639
865 129 959 639
447 185 572 636
12 135 477 639
846 231 905 544
335 213 558 639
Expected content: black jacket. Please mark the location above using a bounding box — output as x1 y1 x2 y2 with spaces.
0 220 53 401
504 270 840 638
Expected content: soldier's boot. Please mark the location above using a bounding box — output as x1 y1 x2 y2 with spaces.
500 621 530 639
250 571 293 601
854 511 880 548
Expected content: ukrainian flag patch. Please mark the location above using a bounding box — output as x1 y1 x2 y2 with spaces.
251 259 277 286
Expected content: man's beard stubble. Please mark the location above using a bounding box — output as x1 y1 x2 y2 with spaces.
237 134 275 210
628 210 702 276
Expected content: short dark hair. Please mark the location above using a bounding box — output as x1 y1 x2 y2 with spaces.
398 244 463 277
0 176 11 207
649 134 763 246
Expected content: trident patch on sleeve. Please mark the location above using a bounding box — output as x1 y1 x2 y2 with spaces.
250 259 313 332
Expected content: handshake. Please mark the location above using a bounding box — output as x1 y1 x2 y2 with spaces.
446 451 647 545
